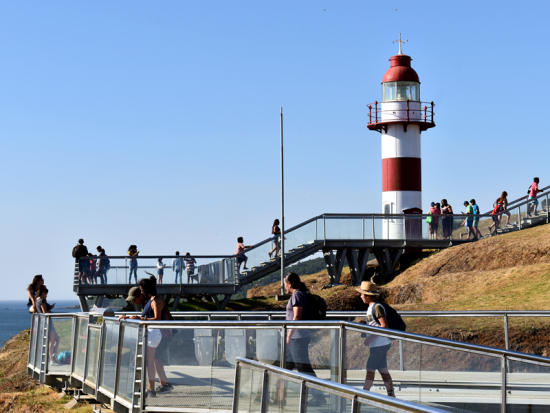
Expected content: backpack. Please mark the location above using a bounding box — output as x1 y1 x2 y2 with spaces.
103 257 111 270
305 291 327 320
160 303 175 339
57 350 72 365
372 303 407 332
426 211 433 224
72 245 79 258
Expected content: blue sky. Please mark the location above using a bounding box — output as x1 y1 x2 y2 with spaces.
1 1 549 299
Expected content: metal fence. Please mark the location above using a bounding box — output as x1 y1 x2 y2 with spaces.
28 312 550 413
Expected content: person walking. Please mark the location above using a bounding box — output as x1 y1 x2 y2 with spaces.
462 201 475 240
488 199 502 235
184 253 197 284
35 286 60 365
157 258 166 284
428 202 441 240
269 219 282 258
355 280 395 398
119 276 173 397
235 237 253 274
284 273 326 406
27 275 44 313
499 191 511 226
72 239 89 284
440 199 454 240
471 199 481 239
128 245 139 284
528 177 543 216
172 252 183 284
97 246 110 284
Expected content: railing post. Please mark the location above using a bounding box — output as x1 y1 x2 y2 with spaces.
501 356 507 413
374 100 378 123
368 105 372 125
362 217 365 239
399 340 405 371
431 101 434 123
423 105 427 122
547 194 549 224
299 380 308 413
261 370 270 413
339 325 346 385
140 325 148 412
504 315 510 351
323 215 326 243
113 323 123 400
518 205 522 230
372 215 375 241
281 325 287 369
406 99 410 122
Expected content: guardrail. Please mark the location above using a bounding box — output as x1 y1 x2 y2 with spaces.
28 313 550 413
233 358 449 413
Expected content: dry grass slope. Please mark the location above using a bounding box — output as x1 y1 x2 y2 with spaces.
0 330 92 413
386 223 550 310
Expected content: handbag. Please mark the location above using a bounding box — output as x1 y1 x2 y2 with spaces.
160 304 174 339
426 211 433 224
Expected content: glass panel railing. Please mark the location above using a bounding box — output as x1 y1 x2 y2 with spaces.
143 326 281 410
73 317 89 378
345 327 502 412
373 216 407 240
117 324 139 402
266 372 302 412
46 317 73 374
34 316 44 370
283 220 317 256
84 327 101 386
77 256 236 286
29 315 38 368
285 328 340 383
325 217 364 240
234 364 263 413
304 382 351 412
99 321 119 394
507 359 550 411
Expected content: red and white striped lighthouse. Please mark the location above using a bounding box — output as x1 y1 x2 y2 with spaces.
368 36 435 236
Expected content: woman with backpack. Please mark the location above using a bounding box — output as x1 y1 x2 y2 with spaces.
119 276 172 397
284 272 326 407
488 199 502 235
356 280 395 398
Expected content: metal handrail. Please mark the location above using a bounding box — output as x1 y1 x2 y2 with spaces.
484 184 550 214
234 358 449 413
105 317 550 365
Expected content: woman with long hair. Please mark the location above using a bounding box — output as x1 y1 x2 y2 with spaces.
500 191 511 226
440 199 454 240
269 219 281 258
119 276 172 397
128 245 139 284
27 275 44 313
35 285 60 365
284 272 326 406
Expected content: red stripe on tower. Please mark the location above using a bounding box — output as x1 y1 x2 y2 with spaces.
382 158 422 192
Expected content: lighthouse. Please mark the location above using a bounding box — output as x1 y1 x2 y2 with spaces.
368 36 435 238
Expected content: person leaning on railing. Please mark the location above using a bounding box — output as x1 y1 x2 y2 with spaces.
118 276 173 397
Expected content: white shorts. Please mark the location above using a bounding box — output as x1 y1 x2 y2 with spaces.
147 328 162 348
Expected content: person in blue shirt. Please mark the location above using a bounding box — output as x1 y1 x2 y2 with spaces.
470 199 481 240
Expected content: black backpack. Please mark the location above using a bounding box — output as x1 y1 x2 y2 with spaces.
72 245 79 258
373 303 407 332
305 292 327 320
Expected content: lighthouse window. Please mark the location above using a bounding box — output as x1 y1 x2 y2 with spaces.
383 81 420 102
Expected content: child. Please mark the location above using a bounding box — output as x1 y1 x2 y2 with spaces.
356 280 395 398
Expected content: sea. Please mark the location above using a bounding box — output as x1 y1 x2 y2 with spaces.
0 300 80 348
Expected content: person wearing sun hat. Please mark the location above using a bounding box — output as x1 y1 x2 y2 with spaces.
356 280 395 398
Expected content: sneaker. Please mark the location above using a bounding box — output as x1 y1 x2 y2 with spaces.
146 390 157 398
156 384 172 394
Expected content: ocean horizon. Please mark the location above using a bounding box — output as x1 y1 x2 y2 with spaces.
0 300 80 348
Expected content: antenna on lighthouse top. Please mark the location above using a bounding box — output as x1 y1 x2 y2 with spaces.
393 33 408 55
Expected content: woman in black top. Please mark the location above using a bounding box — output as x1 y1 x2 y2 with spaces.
269 219 281 258
27 275 44 313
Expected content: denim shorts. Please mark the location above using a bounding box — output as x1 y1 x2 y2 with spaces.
529 196 539 206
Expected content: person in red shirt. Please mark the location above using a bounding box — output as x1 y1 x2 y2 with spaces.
528 177 543 216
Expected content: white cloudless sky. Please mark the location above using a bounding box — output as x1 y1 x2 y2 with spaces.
1 1 548 299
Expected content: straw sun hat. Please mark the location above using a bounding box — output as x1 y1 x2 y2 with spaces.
355 280 381 296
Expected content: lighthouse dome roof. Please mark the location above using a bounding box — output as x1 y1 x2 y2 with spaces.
382 54 420 83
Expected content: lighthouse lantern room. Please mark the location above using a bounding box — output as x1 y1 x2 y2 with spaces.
367 35 435 238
